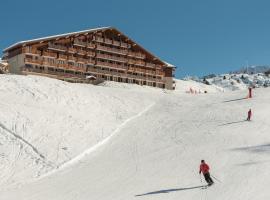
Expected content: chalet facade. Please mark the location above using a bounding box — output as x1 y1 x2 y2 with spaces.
2 27 175 89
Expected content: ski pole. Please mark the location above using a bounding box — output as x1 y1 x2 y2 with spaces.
199 173 202 183
211 174 221 183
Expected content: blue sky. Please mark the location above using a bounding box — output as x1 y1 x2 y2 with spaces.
1 0 270 78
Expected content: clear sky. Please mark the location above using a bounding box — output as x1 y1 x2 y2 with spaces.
1 0 270 78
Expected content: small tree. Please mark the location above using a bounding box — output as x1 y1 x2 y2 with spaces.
264 70 270 77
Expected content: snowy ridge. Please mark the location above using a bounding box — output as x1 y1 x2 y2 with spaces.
187 73 270 91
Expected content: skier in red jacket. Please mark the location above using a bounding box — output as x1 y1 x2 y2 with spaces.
247 109 252 121
199 160 214 186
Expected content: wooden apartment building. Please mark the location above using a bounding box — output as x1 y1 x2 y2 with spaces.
2 27 176 89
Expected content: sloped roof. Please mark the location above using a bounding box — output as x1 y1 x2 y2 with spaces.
3 27 176 68
4 27 110 52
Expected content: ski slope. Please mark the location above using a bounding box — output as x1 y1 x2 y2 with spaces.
0 75 270 200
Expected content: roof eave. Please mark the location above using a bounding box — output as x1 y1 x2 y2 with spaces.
3 26 112 52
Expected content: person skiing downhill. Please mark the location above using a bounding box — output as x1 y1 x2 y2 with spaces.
248 87 252 98
199 160 214 186
247 109 252 121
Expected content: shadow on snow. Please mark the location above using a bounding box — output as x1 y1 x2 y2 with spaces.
223 97 247 103
231 143 270 154
135 185 206 197
219 120 246 126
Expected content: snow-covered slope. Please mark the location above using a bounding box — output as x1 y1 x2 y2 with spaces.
189 73 270 91
0 75 156 188
1 74 270 200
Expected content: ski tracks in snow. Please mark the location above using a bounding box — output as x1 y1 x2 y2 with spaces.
39 102 156 179
0 122 54 168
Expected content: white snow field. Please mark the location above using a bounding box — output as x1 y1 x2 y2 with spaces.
0 75 270 200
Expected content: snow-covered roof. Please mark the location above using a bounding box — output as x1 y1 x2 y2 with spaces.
163 61 176 68
4 27 111 52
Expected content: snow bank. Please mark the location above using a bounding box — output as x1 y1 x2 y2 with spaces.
174 79 224 93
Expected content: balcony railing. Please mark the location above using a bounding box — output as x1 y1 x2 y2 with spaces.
134 60 145 66
48 42 67 52
87 43 96 49
77 49 85 55
67 56 76 62
25 58 42 65
120 42 128 48
127 51 146 59
68 47 76 53
113 40 120 46
146 62 156 68
77 57 87 63
96 61 126 69
43 51 57 58
22 67 87 79
86 59 95 65
74 39 86 47
93 36 104 42
58 54 68 60
96 53 127 63
96 44 128 55
87 67 165 83
104 38 113 45
23 49 42 55
86 51 95 57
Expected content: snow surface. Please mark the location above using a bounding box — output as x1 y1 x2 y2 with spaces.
0 74 270 200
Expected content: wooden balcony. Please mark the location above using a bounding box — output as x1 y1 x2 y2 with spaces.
112 40 120 46
104 38 113 45
127 51 146 59
77 57 86 63
86 59 95 65
86 51 95 57
68 47 76 53
120 42 128 48
25 58 42 65
128 59 135 65
87 43 96 49
96 53 127 63
58 54 68 60
134 60 145 67
67 56 76 62
23 49 41 55
77 49 85 55
43 51 57 58
146 62 156 68
48 42 67 52
93 36 104 42
96 44 128 55
42 60 58 67
88 67 165 83
74 39 86 47
96 61 125 69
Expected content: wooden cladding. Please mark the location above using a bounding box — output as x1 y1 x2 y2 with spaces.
6 28 174 89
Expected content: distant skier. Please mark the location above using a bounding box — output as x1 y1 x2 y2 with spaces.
248 87 252 98
199 160 214 186
247 109 252 121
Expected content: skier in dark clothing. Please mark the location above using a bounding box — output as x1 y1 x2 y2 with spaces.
247 109 252 121
199 160 214 186
248 87 252 98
